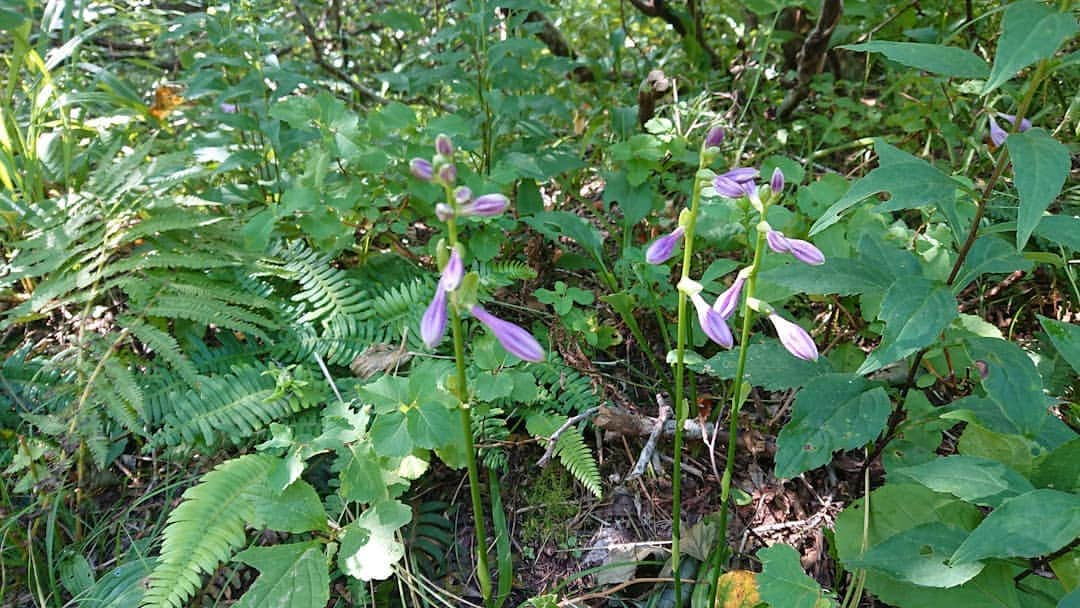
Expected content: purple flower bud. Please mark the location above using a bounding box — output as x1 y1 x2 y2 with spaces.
988 115 1008 147
713 273 746 319
704 127 724 149
435 134 454 156
691 293 733 348
440 248 463 292
410 158 434 181
470 306 545 362
460 193 509 217
786 237 825 265
437 163 457 185
997 113 1032 133
770 168 785 193
220 103 238 114
435 203 454 222
713 175 747 198
454 186 473 204
645 226 685 264
421 284 449 348
768 313 818 361
766 229 792 254
744 182 763 212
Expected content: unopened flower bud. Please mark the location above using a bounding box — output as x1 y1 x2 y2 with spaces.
421 284 449 348
410 158 434 181
768 313 818 361
988 115 1008 147
440 248 464 292
691 293 733 348
437 163 457 186
471 306 545 362
455 186 473 204
713 270 748 319
460 193 509 217
770 168 785 193
435 133 454 157
645 226 685 264
435 203 454 222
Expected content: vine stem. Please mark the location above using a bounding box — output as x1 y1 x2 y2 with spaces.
446 211 493 606
710 226 767 606
671 172 706 608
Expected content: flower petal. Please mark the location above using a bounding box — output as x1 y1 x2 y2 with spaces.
721 167 759 183
421 285 449 348
692 293 733 348
645 226 685 264
460 193 509 217
435 133 454 156
410 158 434 181
770 167 785 193
766 229 791 254
440 248 464 291
713 274 746 319
988 115 1007 147
712 175 746 198
704 127 725 149
471 306 545 362
786 238 825 265
769 313 818 361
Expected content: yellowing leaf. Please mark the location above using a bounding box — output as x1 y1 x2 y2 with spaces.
715 570 760 608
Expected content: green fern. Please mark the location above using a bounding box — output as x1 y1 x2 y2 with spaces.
526 412 602 498
141 453 276 608
531 360 600 416
262 240 368 326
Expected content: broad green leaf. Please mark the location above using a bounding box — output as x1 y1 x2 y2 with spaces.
516 178 544 216
1051 548 1080 593
850 523 984 588
858 233 922 281
842 42 989 78
253 480 328 533
1007 129 1070 249
895 455 1034 507
338 442 388 504
952 236 1032 291
602 170 656 226
757 544 836 608
964 337 1073 447
758 257 891 296
1039 315 1080 375
858 278 957 375
774 374 892 478
59 551 95 596
1034 214 1080 250
984 1 1078 94
369 412 413 457
339 500 412 581
522 211 605 261
406 399 457 450
810 141 959 235
693 339 832 391
951 489 1080 564
1031 438 1080 493
956 423 1045 478
233 542 329 608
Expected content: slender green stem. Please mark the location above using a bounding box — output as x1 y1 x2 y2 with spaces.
445 210 493 606
671 174 706 608
710 227 767 607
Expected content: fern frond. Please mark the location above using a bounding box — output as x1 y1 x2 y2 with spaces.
150 364 316 448
262 241 367 326
141 453 276 608
119 315 200 387
477 259 538 289
532 360 599 416
100 357 145 433
142 296 275 341
526 413 602 498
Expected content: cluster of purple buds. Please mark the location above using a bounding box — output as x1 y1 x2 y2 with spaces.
987 112 1032 147
644 140 822 361
412 134 545 362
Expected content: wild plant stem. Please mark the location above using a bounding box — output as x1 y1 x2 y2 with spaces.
446 213 493 606
710 227 766 606
671 174 705 608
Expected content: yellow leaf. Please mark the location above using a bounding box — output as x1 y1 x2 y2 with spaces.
715 570 760 608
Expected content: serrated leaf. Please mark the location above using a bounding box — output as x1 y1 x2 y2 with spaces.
757 544 836 608
1007 128 1070 249
233 542 329 608
693 339 832 391
842 41 989 78
858 278 957 375
774 374 892 478
951 489 1080 564
953 235 1032 290
1039 315 1080 376
850 523 984 588
984 1 1078 94
895 455 1035 507
339 500 412 581
252 480 328 533
810 140 959 235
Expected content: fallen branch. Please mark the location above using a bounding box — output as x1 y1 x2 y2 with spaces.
537 407 600 468
626 395 672 481
595 405 716 441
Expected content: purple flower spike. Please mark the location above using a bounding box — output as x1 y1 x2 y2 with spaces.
997 113 1032 133
704 127 724 149
435 134 454 157
437 163 457 185
786 238 825 265
766 229 792 254
691 293 733 348
768 313 818 361
421 284 449 348
713 273 746 319
645 226 685 264
470 306 545 362
454 186 473 204
988 115 1008 147
460 193 509 217
410 158 434 181
713 175 747 198
440 249 463 291
770 168 785 193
